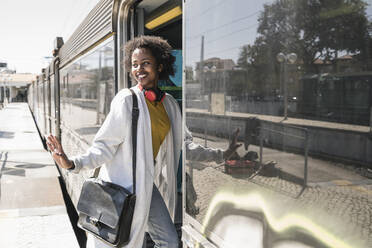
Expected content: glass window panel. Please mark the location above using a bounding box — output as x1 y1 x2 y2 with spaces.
50 77 55 134
184 1 372 247
60 40 115 144
51 77 55 118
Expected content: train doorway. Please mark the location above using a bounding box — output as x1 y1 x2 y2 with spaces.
131 0 182 105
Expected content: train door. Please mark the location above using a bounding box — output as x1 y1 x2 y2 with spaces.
121 0 183 246
46 70 52 134
42 71 48 138
131 2 183 158
126 0 182 103
50 69 56 137
34 77 39 122
38 76 46 138
54 59 61 140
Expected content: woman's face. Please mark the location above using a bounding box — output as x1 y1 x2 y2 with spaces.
131 48 163 89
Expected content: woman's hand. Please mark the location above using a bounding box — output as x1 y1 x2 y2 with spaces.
223 128 242 160
46 134 74 170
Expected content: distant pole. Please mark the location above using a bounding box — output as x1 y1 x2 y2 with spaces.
200 36 208 147
283 63 288 120
370 107 372 135
200 36 204 93
96 50 102 125
279 62 284 117
277 52 297 120
0 82 3 103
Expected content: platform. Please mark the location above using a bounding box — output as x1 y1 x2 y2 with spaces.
0 103 79 248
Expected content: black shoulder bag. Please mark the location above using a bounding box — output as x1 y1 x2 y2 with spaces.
76 89 139 247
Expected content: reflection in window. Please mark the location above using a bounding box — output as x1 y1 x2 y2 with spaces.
60 41 115 144
185 0 372 247
186 0 372 125
212 215 263 248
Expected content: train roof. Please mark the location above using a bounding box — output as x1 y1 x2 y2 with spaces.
58 0 116 69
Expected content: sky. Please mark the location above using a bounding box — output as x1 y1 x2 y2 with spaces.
1 0 372 74
185 0 272 69
0 0 100 74
185 0 372 70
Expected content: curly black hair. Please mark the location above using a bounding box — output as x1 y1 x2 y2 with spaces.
124 35 176 80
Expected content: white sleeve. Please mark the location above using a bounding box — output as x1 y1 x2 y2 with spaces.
69 91 132 173
185 127 224 163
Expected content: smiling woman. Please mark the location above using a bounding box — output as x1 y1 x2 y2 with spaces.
124 35 177 162
124 35 176 88
131 48 162 89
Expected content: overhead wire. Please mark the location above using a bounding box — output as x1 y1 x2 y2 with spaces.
187 43 245 62
187 11 260 41
61 0 81 39
186 23 258 50
186 0 227 21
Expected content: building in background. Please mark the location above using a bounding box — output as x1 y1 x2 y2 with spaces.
0 72 36 105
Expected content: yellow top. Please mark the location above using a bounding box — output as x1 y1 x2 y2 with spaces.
145 98 170 160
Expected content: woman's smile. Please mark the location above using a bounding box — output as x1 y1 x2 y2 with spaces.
137 72 147 80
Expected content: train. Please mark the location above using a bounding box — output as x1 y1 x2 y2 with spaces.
298 72 372 126
28 0 372 247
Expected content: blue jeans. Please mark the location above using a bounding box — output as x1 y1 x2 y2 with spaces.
143 185 179 248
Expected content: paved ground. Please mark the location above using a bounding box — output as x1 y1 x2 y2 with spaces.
0 103 79 248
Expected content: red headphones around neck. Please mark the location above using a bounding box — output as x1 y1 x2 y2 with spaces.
138 84 165 103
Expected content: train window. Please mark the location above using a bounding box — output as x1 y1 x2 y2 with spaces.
62 75 66 89
60 40 115 145
184 0 372 247
45 76 50 134
327 81 335 90
50 77 55 119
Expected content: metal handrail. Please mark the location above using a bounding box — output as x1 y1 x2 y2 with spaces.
258 124 309 187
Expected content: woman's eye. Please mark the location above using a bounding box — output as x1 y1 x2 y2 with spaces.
132 64 138 68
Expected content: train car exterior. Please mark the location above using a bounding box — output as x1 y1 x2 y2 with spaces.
27 79 35 116
36 74 46 140
28 69 51 146
28 0 372 247
29 0 183 246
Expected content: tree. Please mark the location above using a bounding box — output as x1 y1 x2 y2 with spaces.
237 0 371 92
296 0 369 70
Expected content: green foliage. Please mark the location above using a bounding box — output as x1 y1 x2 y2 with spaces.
237 0 370 95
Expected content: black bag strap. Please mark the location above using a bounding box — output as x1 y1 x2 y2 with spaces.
92 166 100 178
92 89 139 195
129 89 139 194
